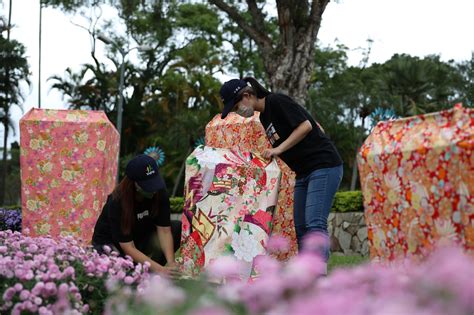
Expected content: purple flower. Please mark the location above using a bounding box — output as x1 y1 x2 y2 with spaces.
206 256 247 281
0 209 21 232
3 287 16 301
266 235 290 254
188 306 231 315
19 290 30 301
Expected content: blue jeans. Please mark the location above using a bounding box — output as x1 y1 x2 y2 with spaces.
294 165 343 261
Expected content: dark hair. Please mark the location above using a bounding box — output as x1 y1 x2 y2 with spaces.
234 86 255 105
243 77 271 99
112 176 161 235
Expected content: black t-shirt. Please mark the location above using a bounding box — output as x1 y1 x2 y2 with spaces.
92 189 171 254
259 93 343 178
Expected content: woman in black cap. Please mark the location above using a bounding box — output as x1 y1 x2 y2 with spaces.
219 77 343 270
92 154 181 276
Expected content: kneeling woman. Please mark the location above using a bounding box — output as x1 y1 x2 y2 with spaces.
92 154 181 275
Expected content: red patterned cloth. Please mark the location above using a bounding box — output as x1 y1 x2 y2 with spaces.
205 113 298 261
358 104 474 261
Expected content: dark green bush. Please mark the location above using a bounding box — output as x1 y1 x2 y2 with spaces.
331 191 364 213
170 197 184 213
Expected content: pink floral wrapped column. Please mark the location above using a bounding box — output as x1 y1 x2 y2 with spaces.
205 113 297 260
20 109 119 243
358 104 474 261
179 146 281 278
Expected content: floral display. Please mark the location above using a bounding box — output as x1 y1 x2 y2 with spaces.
358 104 474 261
179 146 281 278
144 146 166 167
19 109 119 242
205 112 298 260
0 230 150 314
0 208 21 232
106 234 474 315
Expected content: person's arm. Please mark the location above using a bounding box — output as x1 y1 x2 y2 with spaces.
263 120 312 158
157 226 175 266
119 241 167 274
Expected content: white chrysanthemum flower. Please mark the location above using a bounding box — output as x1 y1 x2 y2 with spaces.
231 230 260 263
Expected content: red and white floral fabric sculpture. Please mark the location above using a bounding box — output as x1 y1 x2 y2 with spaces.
205 112 298 261
179 146 281 279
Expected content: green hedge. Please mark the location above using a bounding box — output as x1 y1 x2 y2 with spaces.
0 204 21 210
170 197 185 214
169 190 363 214
330 191 364 213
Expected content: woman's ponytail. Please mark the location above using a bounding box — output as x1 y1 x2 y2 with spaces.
243 76 271 99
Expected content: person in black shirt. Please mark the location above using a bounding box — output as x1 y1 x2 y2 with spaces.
219 77 343 268
92 154 181 276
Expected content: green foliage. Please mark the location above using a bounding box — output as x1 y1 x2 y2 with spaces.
331 191 364 213
328 254 369 273
0 35 30 106
455 52 474 108
40 2 474 196
170 196 184 214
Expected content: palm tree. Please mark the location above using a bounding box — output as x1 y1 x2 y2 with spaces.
0 34 30 204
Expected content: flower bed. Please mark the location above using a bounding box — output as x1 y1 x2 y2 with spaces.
107 236 474 315
0 230 150 314
0 208 21 232
2 229 473 314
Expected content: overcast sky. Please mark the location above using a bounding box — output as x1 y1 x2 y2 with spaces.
2 0 474 146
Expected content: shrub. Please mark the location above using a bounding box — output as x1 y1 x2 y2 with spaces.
170 197 184 214
331 191 364 213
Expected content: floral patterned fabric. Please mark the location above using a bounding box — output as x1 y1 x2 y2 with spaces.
179 146 281 278
357 104 474 261
20 109 119 243
205 113 298 261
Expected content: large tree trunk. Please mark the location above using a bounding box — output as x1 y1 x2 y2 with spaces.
209 0 330 104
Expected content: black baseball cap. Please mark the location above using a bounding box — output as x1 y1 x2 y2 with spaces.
220 78 248 119
125 154 165 192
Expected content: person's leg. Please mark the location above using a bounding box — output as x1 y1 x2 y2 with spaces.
304 165 343 262
293 176 308 252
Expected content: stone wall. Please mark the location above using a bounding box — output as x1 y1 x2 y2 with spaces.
329 212 368 256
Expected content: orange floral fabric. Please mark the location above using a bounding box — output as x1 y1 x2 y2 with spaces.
358 104 474 261
205 113 298 260
20 109 119 243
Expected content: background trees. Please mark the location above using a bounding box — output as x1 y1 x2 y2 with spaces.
1 1 472 204
0 23 30 205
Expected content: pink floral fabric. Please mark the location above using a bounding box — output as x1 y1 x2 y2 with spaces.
358 104 474 261
179 146 281 278
20 109 119 243
205 113 298 261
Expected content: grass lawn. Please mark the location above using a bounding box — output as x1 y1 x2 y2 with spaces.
328 254 369 273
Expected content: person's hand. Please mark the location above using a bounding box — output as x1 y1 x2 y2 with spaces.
263 147 282 159
166 261 178 269
161 265 181 279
